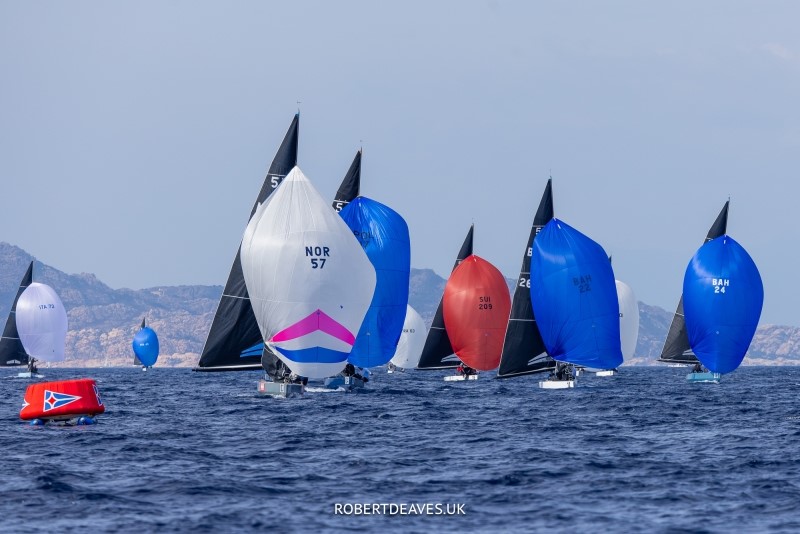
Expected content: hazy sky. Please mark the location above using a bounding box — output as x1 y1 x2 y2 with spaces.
1 2 798 325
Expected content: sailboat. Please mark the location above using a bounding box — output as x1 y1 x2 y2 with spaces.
325 195 410 389
0 262 37 377
530 219 623 389
241 166 376 395
416 225 474 370
441 255 511 381
195 114 299 374
658 201 728 366
682 235 763 383
388 305 427 372
497 179 556 379
132 318 159 371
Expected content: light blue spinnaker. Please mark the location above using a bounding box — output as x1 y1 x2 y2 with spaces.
683 235 763 374
529 218 623 370
339 197 410 368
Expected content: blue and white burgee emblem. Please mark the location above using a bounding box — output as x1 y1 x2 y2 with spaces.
43 390 82 412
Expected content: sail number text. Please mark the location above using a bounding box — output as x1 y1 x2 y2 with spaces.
478 296 493 310
306 246 330 269
713 278 729 294
573 274 592 293
519 276 530 288
38 304 55 310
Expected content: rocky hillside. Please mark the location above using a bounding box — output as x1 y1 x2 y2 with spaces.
1 242 798 367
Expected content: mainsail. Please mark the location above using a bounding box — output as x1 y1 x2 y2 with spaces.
240 166 376 379
133 318 145 366
442 255 511 371
0 261 33 367
195 114 299 372
416 225 474 369
658 201 729 364
530 219 623 370
339 197 410 368
332 150 361 212
497 179 555 378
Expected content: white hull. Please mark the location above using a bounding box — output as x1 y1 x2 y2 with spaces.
594 370 616 377
539 379 575 389
258 379 304 397
686 372 721 384
444 374 478 382
17 372 43 378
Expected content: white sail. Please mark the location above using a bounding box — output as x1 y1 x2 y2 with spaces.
389 305 427 369
615 280 639 361
241 166 377 379
16 282 68 362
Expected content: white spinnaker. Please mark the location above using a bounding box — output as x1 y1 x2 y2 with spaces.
389 305 427 369
16 282 68 362
615 280 639 361
241 166 377 379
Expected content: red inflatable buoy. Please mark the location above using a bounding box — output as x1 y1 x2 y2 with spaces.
20 379 105 422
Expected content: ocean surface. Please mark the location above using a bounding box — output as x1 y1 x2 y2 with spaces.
1 366 799 533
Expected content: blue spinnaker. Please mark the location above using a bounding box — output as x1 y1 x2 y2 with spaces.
133 327 159 367
529 219 623 369
683 235 763 374
339 197 410 368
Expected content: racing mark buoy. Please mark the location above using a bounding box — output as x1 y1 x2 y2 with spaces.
20 379 105 424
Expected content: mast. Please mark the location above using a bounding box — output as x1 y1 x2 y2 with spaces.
332 149 361 212
497 179 555 378
658 201 729 364
416 224 474 369
195 114 299 372
0 261 33 367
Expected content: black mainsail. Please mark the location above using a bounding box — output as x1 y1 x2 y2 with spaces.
332 150 361 212
195 114 299 371
658 201 729 364
497 179 556 378
0 261 33 367
416 225 474 370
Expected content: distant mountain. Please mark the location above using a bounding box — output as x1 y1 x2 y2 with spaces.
1 242 798 367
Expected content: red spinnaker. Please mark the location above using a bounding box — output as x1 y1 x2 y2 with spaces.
442 255 511 371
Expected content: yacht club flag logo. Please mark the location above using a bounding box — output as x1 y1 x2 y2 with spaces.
43 390 82 412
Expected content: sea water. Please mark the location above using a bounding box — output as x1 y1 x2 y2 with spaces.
1 367 798 532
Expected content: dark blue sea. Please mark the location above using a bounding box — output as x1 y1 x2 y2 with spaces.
1 366 799 533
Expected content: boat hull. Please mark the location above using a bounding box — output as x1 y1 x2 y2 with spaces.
594 370 616 377
539 379 575 389
257 379 304 397
443 374 478 382
686 372 721 383
323 375 366 390
17 372 43 379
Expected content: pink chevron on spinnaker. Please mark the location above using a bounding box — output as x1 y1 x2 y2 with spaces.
271 309 357 346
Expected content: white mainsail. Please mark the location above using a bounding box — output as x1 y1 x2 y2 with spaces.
241 166 376 379
16 282 68 362
615 280 639 361
389 305 427 369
